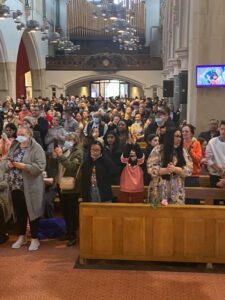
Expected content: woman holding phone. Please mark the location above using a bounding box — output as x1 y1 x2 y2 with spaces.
1 126 46 251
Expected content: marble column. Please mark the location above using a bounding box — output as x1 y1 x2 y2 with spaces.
187 0 225 132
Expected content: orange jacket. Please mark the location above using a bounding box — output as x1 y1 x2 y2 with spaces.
184 138 202 176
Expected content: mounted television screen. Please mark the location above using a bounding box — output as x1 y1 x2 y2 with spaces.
196 65 225 87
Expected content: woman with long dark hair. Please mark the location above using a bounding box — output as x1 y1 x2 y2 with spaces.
104 131 122 184
147 128 193 204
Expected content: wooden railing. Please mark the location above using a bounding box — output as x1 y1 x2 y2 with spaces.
111 184 225 205
46 55 162 71
79 203 225 264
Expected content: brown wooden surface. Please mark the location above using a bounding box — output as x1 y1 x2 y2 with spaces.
111 185 225 205
80 203 225 263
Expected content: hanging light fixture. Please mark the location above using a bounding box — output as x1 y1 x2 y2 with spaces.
0 4 10 20
26 0 40 33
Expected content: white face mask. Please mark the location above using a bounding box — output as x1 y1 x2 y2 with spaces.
155 117 162 125
64 141 74 150
16 135 28 143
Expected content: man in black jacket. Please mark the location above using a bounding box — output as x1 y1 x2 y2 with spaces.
198 119 219 143
32 105 49 150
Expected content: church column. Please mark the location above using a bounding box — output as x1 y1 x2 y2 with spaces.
187 0 225 132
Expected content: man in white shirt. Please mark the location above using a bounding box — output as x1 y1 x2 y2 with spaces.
206 120 225 187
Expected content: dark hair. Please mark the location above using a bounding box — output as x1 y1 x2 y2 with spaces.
182 123 195 135
146 134 159 143
162 128 186 180
104 130 120 150
5 122 17 137
89 140 104 154
220 120 225 126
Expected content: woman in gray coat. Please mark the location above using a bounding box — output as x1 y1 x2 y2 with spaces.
1 126 46 251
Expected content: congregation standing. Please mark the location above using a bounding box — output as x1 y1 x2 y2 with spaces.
0 94 225 249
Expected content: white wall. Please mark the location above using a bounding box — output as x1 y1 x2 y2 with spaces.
45 70 164 98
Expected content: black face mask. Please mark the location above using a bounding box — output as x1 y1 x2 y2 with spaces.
128 158 137 166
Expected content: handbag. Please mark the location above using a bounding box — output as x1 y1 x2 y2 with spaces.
59 165 81 191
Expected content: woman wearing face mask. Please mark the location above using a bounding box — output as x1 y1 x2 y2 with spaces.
82 141 118 202
118 135 145 203
54 133 83 246
1 126 46 250
147 128 193 205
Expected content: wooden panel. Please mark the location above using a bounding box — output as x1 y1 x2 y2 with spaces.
79 203 225 263
79 215 93 254
184 219 205 257
123 217 146 255
93 217 112 254
215 220 225 257
152 218 174 257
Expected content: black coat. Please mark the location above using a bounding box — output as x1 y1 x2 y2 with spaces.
198 130 219 143
82 153 118 202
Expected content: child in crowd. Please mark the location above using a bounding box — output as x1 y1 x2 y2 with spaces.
118 135 145 203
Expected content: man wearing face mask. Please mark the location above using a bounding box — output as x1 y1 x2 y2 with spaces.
144 107 175 142
1 126 46 251
83 112 108 138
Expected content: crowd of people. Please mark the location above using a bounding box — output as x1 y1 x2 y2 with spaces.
0 94 225 250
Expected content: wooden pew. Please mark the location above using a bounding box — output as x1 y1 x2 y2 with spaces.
79 203 225 264
199 175 210 187
111 185 225 205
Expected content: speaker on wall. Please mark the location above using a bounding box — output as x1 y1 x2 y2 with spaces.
163 80 174 97
179 71 188 104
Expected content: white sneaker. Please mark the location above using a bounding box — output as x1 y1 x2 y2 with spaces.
28 239 40 251
12 235 27 249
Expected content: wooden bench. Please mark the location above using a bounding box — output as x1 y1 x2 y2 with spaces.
199 175 210 187
79 203 225 264
111 185 225 205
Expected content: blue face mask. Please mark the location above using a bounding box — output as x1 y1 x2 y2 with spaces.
155 117 162 125
64 141 74 150
93 117 99 124
16 135 28 143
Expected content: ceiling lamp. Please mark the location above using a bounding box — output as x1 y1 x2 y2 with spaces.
26 19 40 32
16 22 26 31
0 4 10 19
49 31 61 44
92 0 125 22
12 10 23 23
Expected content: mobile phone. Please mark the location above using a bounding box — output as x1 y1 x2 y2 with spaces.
53 139 59 149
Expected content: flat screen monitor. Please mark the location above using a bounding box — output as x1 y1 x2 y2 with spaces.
196 65 225 87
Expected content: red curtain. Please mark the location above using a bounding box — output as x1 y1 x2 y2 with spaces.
16 39 30 99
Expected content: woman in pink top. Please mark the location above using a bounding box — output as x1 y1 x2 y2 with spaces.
118 135 145 203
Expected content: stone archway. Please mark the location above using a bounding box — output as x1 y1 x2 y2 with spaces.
0 30 9 101
65 74 145 98
20 32 44 98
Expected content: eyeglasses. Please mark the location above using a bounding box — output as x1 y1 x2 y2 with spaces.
90 149 101 153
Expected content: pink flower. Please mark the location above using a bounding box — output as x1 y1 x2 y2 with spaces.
161 199 168 206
